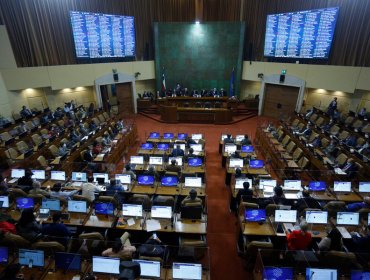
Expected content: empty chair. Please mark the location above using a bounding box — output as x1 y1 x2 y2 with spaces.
344 116 355 126
329 125 340 136
337 130 349 141
37 155 51 170
352 119 363 130
32 241 65 256
290 119 300 128
32 117 40 127
0 132 13 145
334 153 348 166
4 148 21 165
97 114 106 124
183 102 190 108
314 117 324 126
48 145 59 157
78 232 105 258
12 112 23 123
244 240 273 268
102 112 110 120
25 121 36 131
31 134 44 146
195 102 202 108
92 118 100 126
286 141 296 154
297 156 309 170
281 135 291 146
323 201 346 216
292 147 303 162
309 114 318 123
57 120 64 127
16 140 31 154
178 235 207 261
130 194 151 212
214 102 222 108
321 138 330 148
204 101 212 108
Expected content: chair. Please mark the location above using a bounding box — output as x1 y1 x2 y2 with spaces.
31 134 44 147
290 118 300 128
323 201 346 216
309 114 318 123
195 102 202 108
204 102 212 108
12 112 23 123
8 188 28 202
244 240 273 268
80 150 87 161
344 116 355 126
292 147 303 162
37 155 51 170
281 135 291 147
48 145 59 157
337 130 349 141
73 194 92 207
92 117 100 126
352 119 363 130
78 232 105 257
321 251 360 273
4 148 21 164
28 194 45 205
297 156 309 170
57 120 64 127
265 204 279 216
178 235 207 261
153 195 175 207
16 140 31 154
183 102 190 108
1 232 31 248
0 132 13 145
98 114 106 124
334 153 348 166
286 141 296 154
102 112 110 120
32 117 40 127
214 102 222 108
321 138 330 148
329 125 340 136
32 241 65 256
130 194 151 212
314 117 324 126
25 121 36 131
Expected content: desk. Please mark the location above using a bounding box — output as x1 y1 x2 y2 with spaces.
334 192 363 202
156 186 181 196
181 186 206 197
63 212 90 226
42 259 90 280
242 221 275 236
174 219 207 234
166 269 210 280
143 218 174 232
116 216 144 231
131 184 157 195
84 214 117 228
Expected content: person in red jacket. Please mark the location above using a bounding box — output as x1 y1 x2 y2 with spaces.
286 221 312 250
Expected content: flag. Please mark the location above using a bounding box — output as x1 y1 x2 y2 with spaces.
229 67 235 97
161 68 166 92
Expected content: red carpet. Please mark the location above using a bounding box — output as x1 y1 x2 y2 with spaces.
126 114 267 279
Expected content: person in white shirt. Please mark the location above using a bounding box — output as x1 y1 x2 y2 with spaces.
81 177 103 201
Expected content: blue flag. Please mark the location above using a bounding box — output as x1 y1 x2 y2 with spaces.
229 68 235 97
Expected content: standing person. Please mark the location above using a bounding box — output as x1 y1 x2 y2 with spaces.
327 97 337 117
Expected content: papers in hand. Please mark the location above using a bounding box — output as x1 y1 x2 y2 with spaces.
146 219 161 232
334 168 346 175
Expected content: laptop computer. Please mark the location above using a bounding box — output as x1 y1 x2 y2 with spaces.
224 144 237 154
93 173 109 184
177 133 188 140
191 134 203 141
245 209 266 222
161 176 178 187
359 182 370 193
241 145 254 153
31 170 46 180
351 270 370 280
336 212 359 226
157 143 169 150
137 175 155 186
16 197 34 210
149 132 160 139
229 158 244 168
188 158 203 167
71 172 87 186
235 178 253 189
333 181 351 193
221 134 228 141
172 262 202 280
0 247 8 264
184 177 202 188
50 170 66 182
263 267 293 280
130 155 144 165
92 256 120 275
95 202 114 216
122 204 143 217
55 252 81 271
259 179 277 189
305 210 328 224
163 133 174 139
141 143 153 150
308 181 326 191
169 157 183 166
306 268 337 280
42 199 61 211
38 208 50 219
274 210 297 223
19 249 44 268
151 206 172 219
133 259 161 279
115 174 131 185
190 144 203 152
235 135 245 142
68 200 87 213
0 196 9 208
283 180 302 191
149 157 163 166
249 160 264 169
9 169 25 183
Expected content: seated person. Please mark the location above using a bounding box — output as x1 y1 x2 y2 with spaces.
223 134 234 144
81 177 102 201
339 158 358 177
293 190 320 214
29 181 50 197
320 118 335 132
0 174 8 194
17 169 35 191
358 107 367 118
42 212 71 247
234 168 245 179
58 142 69 157
343 135 357 147
186 136 196 148
286 221 312 250
122 164 136 180
102 232 136 259
50 183 78 200
230 150 242 159
89 121 98 131
239 134 252 146
16 208 43 243
69 129 81 144
296 124 312 138
358 140 369 154
236 181 253 205
106 179 125 203
143 166 160 181
20 105 33 118
171 144 185 157
323 139 339 158
92 141 102 155
333 109 341 121
346 196 370 212
308 135 322 148
181 189 202 206
262 186 287 207
102 133 112 147
349 224 370 253
318 223 343 252
84 146 94 162
53 107 64 119
165 159 181 174
305 109 314 119
78 123 89 136
184 147 196 163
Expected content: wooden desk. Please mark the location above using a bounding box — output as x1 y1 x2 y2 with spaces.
334 192 363 202
63 212 90 226
116 215 144 231
156 186 181 196
174 219 207 234
311 191 336 201
180 186 206 197
84 214 117 228
42 259 90 280
246 167 269 176
143 218 174 232
131 184 157 195
166 269 210 280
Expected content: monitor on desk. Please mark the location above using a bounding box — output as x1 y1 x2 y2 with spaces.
92 256 120 274
188 157 203 167
42 199 61 211
308 181 326 191
122 204 143 217
336 212 359 226
177 143 186 151
229 158 244 168
190 144 203 152
115 174 131 185
274 210 297 223
368 213 370 225
172 262 202 280
31 169 45 180
351 270 370 280
359 182 370 193
141 143 153 150
19 249 44 267
241 145 254 153
259 179 277 189
157 143 169 150
71 172 87 182
11 168 25 178
306 268 337 280
51 171 66 181
0 196 9 208
235 178 253 190
149 132 160 139
68 200 87 213
0 247 8 264
184 177 202 188
161 176 178 187
235 135 245 142
221 134 228 140
305 210 328 224
177 133 188 140
149 156 163 165
245 209 266 222
191 134 203 140
224 144 237 154
93 173 109 184
163 133 174 139
16 197 34 209
130 156 144 165
169 157 183 166
137 175 155 186
151 205 172 219
55 252 81 271
333 181 351 192
283 180 301 190
249 160 264 169
95 202 114 215
133 259 161 278
263 267 293 280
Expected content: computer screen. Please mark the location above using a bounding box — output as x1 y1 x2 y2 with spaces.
169 157 183 166
188 158 203 167
263 267 293 280
283 180 301 190
157 143 169 150
133 259 161 278
191 134 202 140
275 210 297 223
19 249 44 267
0 196 9 208
149 132 160 139
11 168 25 178
151 206 172 219
141 143 153 150
161 176 178 187
368 213 370 225
249 160 264 169
177 144 186 151
149 156 163 165
333 181 351 192
337 212 359 226
359 182 370 193
190 144 203 152
235 178 253 190
115 174 131 184
71 172 87 182
259 179 277 188
68 200 87 213
0 247 8 264
130 156 144 165
42 199 61 211
224 144 237 153
31 170 46 180
92 256 120 274
93 173 109 184
172 262 202 280
137 175 155 185
229 158 244 168
235 135 245 142
308 181 326 191
122 204 143 217
177 133 188 140
51 171 66 181
16 197 34 209
184 177 202 188
241 145 254 153
306 211 328 224
55 252 81 271
306 268 337 280
351 270 370 280
95 202 114 215
221 134 228 140
245 209 266 222
163 133 174 139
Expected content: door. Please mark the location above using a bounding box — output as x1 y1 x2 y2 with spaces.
262 84 299 119
116 83 134 114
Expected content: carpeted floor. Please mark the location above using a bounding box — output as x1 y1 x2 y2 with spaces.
126 114 267 280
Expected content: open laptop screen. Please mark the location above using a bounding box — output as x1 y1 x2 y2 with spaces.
161 176 178 187
245 209 266 222
42 199 61 211
133 259 161 278
275 210 297 223
19 249 44 267
0 196 9 208
333 181 351 192
221 134 228 140
241 145 254 153
122 204 143 217
92 256 120 274
55 252 81 271
306 268 337 280
351 271 370 280
157 143 169 150
184 177 202 188
68 200 87 213
235 178 253 189
337 212 359 226
95 202 114 215
149 157 163 165
130 156 144 165
115 174 131 184
283 180 301 190
51 171 66 181
173 263 202 280
137 175 155 185
188 158 202 167
259 179 277 189
177 133 188 140
191 134 202 140
163 133 174 139
249 160 264 169
263 267 293 280
0 247 8 264
190 144 203 152
31 170 45 180
308 181 326 191
11 169 25 178
359 182 370 193
149 132 160 139
141 143 153 150
224 144 237 153
71 172 87 182
169 157 183 166
93 173 109 184
229 158 243 168
305 211 328 224
16 197 34 209
235 135 245 142
151 206 172 219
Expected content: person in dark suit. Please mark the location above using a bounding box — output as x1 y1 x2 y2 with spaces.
20 105 33 118
171 144 184 157
293 190 321 214
83 146 94 162
186 136 196 148
327 97 337 117
240 135 251 145
184 148 195 163
262 186 287 207
17 169 34 191
165 159 181 174
224 134 234 144
143 166 160 181
236 182 253 205
340 158 358 178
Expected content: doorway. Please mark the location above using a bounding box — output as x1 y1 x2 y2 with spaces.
116 83 134 114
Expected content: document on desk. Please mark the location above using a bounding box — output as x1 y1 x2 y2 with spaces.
334 168 346 175
146 219 161 232
337 226 351 239
127 218 135 226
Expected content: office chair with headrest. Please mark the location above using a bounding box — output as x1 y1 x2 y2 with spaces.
119 261 141 280
130 194 152 212
72 194 92 207
178 235 207 261
32 241 65 256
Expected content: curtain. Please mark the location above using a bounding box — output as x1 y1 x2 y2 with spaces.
203 0 242 21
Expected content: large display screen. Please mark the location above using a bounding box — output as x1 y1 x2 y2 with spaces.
70 11 135 59
264 7 339 59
